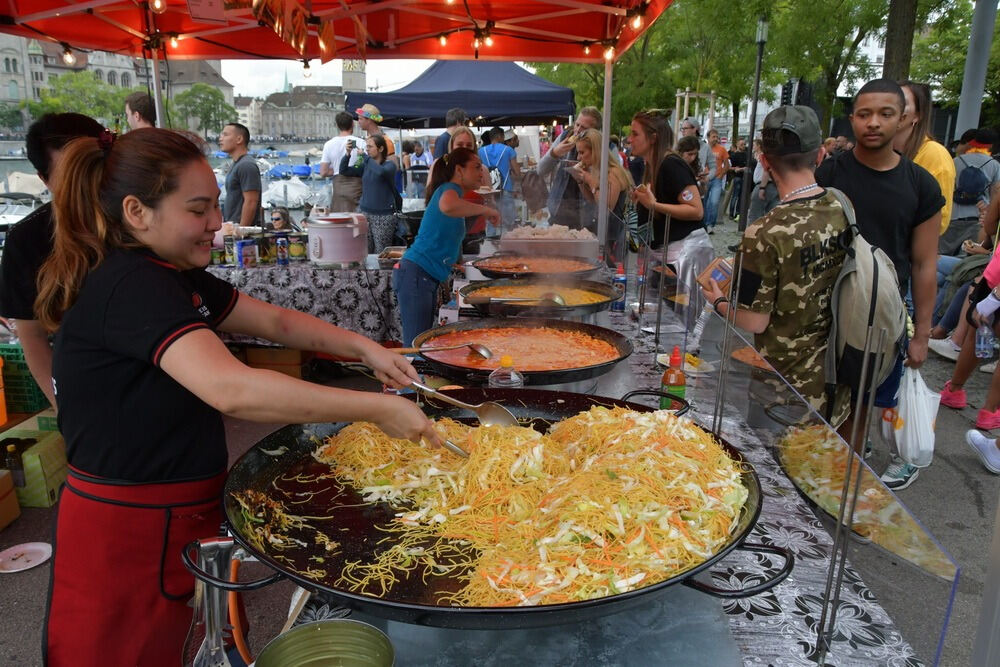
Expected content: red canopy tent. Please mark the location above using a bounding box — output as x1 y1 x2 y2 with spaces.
0 1 672 64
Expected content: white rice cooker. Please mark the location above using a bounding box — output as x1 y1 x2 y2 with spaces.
308 212 368 267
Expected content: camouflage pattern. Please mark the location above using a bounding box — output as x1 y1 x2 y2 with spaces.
738 190 851 426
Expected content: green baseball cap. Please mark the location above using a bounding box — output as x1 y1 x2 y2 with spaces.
761 105 821 155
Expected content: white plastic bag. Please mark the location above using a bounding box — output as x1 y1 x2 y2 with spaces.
882 367 939 468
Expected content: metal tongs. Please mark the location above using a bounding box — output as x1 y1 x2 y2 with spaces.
410 381 519 458
182 537 235 667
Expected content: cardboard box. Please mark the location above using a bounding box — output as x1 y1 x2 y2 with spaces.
0 469 20 531
0 429 67 508
14 407 58 432
245 347 311 379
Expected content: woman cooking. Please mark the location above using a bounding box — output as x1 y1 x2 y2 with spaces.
393 147 500 345
39 128 442 666
339 134 398 253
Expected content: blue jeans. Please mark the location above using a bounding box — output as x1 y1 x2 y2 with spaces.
392 259 440 346
937 255 962 287
703 177 724 228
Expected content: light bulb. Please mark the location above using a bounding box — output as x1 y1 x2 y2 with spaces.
439 34 447 46
302 61 312 78
484 35 493 47
169 35 179 48
150 0 167 14
603 45 615 61
631 14 643 30
61 47 76 66
473 37 481 49
583 44 591 55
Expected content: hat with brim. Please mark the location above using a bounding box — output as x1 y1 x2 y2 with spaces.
761 105 822 155
355 104 383 123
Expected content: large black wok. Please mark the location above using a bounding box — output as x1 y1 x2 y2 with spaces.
459 278 622 318
412 318 633 385
187 389 792 630
471 253 603 280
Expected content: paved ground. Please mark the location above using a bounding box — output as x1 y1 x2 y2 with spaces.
0 217 997 665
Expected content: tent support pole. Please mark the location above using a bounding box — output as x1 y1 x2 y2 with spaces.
151 49 166 129
596 58 613 260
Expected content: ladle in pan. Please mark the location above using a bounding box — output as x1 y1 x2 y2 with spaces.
409 381 519 459
392 342 493 358
464 292 567 307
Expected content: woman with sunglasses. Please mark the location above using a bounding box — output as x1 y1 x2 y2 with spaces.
629 110 712 334
267 206 300 232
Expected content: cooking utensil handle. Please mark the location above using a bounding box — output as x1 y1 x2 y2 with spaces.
182 540 284 592
392 347 420 354
411 381 478 411
682 542 794 599
620 390 691 416
442 438 470 458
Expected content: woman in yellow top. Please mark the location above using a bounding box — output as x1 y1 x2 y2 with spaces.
894 80 955 234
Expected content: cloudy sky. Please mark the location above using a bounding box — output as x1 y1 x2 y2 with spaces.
220 59 434 97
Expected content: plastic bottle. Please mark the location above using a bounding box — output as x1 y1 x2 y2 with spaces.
976 323 995 359
612 263 627 312
488 355 525 388
6 443 24 487
660 346 686 408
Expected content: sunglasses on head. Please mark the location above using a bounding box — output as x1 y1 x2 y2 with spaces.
639 108 669 118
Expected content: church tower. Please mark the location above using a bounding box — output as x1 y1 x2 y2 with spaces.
341 59 366 92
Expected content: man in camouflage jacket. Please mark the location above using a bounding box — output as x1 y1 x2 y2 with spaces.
702 105 851 426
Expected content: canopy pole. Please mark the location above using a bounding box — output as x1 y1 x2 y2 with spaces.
596 58 613 259
956 0 998 136
151 50 166 129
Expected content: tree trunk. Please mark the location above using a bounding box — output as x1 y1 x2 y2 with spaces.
731 99 740 139
883 0 919 81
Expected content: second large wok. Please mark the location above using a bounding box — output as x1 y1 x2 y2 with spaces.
412 318 633 385
207 389 792 630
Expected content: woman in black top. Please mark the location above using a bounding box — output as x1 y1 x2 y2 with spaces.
38 128 442 666
629 110 714 334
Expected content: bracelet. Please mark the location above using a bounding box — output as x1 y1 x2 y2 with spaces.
712 296 729 309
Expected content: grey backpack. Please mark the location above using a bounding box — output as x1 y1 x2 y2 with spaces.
823 188 907 419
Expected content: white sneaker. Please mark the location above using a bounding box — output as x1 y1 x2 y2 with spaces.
980 360 998 374
927 337 961 361
965 430 1000 474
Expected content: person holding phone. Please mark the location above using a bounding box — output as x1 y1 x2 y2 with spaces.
340 135 398 253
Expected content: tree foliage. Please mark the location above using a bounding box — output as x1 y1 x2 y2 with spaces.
24 71 132 126
0 103 23 130
911 0 1000 128
173 83 236 137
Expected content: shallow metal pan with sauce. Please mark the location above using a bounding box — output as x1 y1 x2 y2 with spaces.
458 278 622 318
470 253 603 280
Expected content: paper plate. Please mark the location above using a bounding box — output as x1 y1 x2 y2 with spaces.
655 354 716 377
0 542 52 573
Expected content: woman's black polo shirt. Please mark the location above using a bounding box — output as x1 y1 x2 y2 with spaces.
53 249 238 482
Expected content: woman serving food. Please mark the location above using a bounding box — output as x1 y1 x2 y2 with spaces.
38 128 441 666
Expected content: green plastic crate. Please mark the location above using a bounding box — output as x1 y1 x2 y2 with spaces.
0 343 50 413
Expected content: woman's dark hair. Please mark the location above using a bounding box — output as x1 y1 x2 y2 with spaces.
631 109 675 185
426 147 479 203
369 134 388 161
675 135 701 177
898 80 935 160
36 128 205 331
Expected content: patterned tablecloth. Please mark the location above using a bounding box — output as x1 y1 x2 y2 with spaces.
206 263 402 343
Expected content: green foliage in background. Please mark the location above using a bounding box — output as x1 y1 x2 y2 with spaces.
173 83 236 138
24 71 132 127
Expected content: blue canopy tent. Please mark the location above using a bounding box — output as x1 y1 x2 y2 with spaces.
345 61 575 129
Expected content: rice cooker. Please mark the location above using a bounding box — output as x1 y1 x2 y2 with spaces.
308 212 368 267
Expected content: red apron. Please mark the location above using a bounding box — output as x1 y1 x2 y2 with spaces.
45 467 225 667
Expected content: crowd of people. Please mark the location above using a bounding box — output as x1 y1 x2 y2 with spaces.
0 75 998 663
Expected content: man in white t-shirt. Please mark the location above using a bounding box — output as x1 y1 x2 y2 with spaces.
321 111 362 212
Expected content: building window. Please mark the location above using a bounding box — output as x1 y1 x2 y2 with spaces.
8 81 17 99
49 73 57 83
11 59 17 73
94 69 103 82
3 59 9 73
33 87 41 99
121 72 130 87
32 71 43 82
107 71 116 86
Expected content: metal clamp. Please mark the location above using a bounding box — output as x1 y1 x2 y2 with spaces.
182 538 284 592
620 389 690 416
682 542 794 599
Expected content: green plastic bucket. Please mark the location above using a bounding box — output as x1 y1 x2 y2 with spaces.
254 619 394 667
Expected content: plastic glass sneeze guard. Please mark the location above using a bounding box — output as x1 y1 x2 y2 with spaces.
700 308 958 666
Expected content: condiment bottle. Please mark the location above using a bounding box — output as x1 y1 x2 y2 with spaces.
660 345 686 408
612 263 627 312
6 443 25 487
488 355 525 388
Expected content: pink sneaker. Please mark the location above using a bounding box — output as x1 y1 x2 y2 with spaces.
976 406 1000 430
940 381 967 409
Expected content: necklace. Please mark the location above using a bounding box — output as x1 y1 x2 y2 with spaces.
781 182 818 201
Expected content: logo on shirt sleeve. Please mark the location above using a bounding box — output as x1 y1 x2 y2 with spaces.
192 291 211 319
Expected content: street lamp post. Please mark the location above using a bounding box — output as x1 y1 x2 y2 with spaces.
738 16 767 232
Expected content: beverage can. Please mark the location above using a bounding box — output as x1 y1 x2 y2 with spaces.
287 234 307 261
223 235 235 265
275 235 289 265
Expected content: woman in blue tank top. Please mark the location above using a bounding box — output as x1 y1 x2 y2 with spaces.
393 148 500 345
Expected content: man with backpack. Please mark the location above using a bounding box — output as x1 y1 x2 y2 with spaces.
816 78 945 490
939 128 1000 256
479 126 520 237
701 105 852 426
